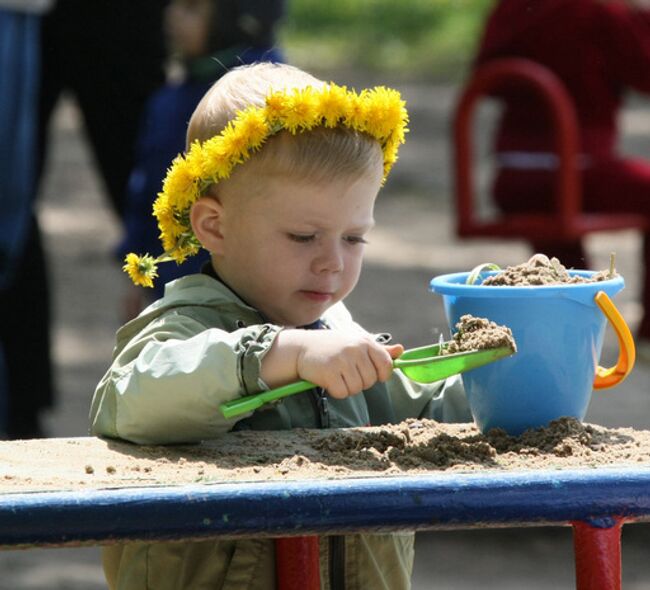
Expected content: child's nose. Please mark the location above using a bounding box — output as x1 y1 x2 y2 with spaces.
313 242 344 273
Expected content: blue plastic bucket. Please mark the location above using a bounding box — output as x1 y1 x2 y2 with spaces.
430 271 627 435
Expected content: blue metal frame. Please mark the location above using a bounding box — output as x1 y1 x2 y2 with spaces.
2 467 650 547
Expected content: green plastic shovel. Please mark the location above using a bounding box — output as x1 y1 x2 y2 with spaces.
219 342 514 419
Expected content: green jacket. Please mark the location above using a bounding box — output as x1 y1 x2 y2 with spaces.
91 274 470 589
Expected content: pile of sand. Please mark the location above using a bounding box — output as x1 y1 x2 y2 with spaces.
1 418 649 493
481 253 615 286
444 315 516 354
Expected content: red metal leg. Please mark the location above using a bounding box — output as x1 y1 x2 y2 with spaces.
275 536 321 590
572 518 624 590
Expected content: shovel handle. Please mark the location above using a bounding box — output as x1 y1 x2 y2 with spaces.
220 380 315 419
593 291 635 389
221 355 410 419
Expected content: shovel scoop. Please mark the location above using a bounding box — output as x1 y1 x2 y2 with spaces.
219 342 514 419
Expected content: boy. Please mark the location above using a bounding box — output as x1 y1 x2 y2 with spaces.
91 62 470 590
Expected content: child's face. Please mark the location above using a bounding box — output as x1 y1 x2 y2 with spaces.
214 171 382 327
165 0 213 59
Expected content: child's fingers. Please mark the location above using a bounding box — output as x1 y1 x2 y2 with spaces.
355 355 381 391
368 344 398 382
326 372 352 399
341 370 364 397
385 343 405 359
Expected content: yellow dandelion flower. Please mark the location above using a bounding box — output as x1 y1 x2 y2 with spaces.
162 157 200 212
267 87 319 134
273 87 320 133
291 87 321 130
123 253 158 288
154 195 187 252
344 90 368 133
319 83 351 128
201 135 232 181
152 192 170 218
235 107 270 151
367 87 408 141
383 135 400 156
169 247 188 264
184 141 205 179
390 121 409 146
153 194 174 230
167 234 200 264
177 243 200 263
220 120 252 164
362 88 390 140
160 229 178 255
265 92 290 125
159 212 191 252
382 137 401 180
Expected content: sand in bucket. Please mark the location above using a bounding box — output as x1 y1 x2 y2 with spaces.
430 255 634 435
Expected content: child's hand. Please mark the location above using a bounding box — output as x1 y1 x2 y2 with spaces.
261 329 404 399
295 331 403 398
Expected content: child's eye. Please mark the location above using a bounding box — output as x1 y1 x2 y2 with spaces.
288 233 315 243
344 235 368 245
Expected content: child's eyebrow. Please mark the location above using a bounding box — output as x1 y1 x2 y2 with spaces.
349 220 376 232
292 218 375 231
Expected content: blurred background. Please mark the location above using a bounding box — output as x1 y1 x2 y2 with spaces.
2 0 650 587
282 0 491 78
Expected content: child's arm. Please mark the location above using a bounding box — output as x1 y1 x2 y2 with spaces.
260 329 404 399
90 308 401 444
90 313 282 444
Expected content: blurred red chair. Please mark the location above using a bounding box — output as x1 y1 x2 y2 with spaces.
453 58 648 241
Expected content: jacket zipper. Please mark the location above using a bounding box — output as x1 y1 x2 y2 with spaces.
310 387 330 429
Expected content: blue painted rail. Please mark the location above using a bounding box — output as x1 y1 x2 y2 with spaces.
1 467 650 588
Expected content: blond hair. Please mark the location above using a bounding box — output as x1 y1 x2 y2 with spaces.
187 62 383 185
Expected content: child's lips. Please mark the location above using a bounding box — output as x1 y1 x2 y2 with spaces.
300 290 334 302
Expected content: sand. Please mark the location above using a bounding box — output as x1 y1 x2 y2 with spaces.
481 253 615 286
444 315 517 355
1 418 649 494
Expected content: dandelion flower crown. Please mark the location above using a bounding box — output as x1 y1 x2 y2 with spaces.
123 83 409 287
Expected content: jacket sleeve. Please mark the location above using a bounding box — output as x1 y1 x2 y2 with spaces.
90 311 281 444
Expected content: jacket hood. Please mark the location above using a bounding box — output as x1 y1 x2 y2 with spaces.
152 274 249 314
115 275 255 349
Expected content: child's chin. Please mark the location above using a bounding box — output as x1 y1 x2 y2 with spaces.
295 314 322 328
289 310 325 328
272 299 334 327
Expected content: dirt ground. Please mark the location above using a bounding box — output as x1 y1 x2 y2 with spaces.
2 77 650 588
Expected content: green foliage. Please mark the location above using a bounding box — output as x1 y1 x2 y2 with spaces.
280 0 496 80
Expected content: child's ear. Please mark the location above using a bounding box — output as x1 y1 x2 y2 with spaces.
190 196 225 253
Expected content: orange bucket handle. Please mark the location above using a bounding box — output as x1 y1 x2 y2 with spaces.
593 291 635 389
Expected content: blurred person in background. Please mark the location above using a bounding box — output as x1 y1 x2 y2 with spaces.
0 0 52 439
474 0 650 356
118 0 286 320
0 1 167 439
